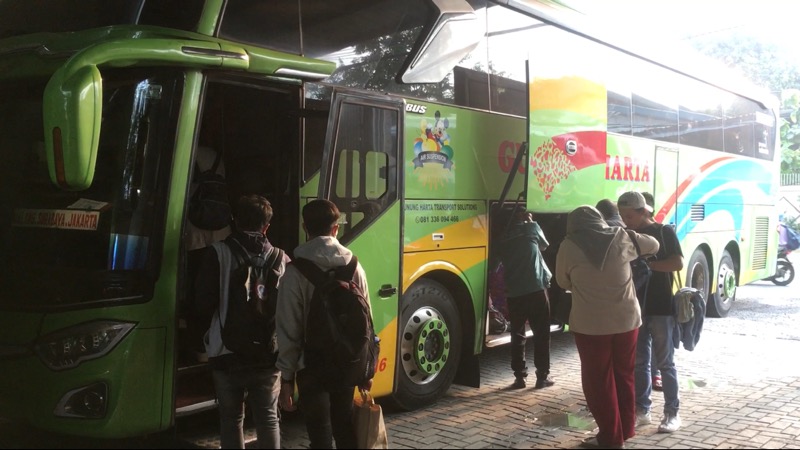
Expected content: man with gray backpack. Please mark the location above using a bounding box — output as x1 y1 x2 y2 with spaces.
277 199 378 449
195 194 290 449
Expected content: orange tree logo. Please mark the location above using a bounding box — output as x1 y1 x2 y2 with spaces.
532 139 576 200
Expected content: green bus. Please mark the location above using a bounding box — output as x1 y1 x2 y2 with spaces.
0 0 780 439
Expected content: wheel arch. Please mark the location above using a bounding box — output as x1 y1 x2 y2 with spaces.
686 243 713 300
722 241 741 283
406 267 479 389
688 243 714 284
423 270 477 362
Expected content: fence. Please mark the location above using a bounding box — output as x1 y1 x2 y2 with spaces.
781 173 800 186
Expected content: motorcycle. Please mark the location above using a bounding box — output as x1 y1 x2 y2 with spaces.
766 246 794 286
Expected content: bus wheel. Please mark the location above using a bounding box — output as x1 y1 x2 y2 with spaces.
708 250 736 318
687 250 710 303
393 279 462 411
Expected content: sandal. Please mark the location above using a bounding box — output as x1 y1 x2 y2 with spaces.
653 375 663 391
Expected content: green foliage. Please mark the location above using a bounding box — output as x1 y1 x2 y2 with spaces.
692 34 800 94
691 34 800 173
780 90 800 173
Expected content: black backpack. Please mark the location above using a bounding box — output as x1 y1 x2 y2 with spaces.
292 256 380 386
220 236 284 363
626 230 652 309
188 150 231 231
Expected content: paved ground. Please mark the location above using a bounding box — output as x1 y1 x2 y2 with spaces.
263 253 800 449
3 254 798 449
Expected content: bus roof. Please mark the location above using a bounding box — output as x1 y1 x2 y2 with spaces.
496 0 778 110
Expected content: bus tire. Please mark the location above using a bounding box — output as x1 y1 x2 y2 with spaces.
708 250 736 318
686 249 710 303
393 278 462 411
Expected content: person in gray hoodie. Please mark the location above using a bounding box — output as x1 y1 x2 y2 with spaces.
276 199 372 449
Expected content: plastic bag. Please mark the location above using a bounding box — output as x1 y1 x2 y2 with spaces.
353 389 389 449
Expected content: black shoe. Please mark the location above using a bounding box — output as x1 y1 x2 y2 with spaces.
511 377 526 389
535 376 555 389
580 437 624 449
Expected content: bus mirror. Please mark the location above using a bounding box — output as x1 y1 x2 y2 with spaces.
43 65 102 190
399 0 483 83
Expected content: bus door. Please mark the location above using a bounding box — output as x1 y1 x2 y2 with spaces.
318 90 402 399
654 145 679 227
177 76 303 415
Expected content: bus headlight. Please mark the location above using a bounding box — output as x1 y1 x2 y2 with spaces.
34 320 136 370
54 382 108 419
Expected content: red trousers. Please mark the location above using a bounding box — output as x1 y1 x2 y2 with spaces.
573 328 638 448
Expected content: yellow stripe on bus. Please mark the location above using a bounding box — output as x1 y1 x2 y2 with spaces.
529 76 606 122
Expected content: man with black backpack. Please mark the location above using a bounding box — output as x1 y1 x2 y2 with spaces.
195 194 290 449
276 199 377 449
618 191 685 434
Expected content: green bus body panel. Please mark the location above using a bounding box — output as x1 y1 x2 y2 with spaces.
462 258 488 355
346 202 401 398
347 202 401 334
403 101 526 202
0 323 166 439
401 101 512 356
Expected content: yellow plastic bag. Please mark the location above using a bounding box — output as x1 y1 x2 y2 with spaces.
352 389 389 449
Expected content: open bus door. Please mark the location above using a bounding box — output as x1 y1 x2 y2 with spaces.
317 89 402 401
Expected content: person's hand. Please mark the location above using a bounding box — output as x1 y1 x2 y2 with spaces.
358 378 373 392
279 382 296 412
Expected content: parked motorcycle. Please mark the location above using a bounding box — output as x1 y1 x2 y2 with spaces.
767 246 794 286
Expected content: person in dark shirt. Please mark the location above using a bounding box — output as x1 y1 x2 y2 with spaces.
618 191 684 434
497 210 555 390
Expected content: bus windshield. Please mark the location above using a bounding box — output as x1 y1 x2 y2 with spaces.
0 69 182 309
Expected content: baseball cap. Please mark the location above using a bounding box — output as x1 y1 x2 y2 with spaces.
617 191 654 213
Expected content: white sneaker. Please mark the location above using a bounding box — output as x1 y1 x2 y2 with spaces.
658 413 681 433
635 409 651 427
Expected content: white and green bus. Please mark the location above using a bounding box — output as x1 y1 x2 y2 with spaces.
0 0 780 439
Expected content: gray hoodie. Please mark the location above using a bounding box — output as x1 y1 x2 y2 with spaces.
275 235 371 381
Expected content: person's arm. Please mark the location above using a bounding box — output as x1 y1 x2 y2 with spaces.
276 265 305 411
649 254 683 273
193 246 221 322
650 225 684 272
555 243 572 291
633 232 660 257
354 261 375 391
533 222 549 251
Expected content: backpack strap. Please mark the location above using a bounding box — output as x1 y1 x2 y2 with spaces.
625 229 642 256
334 256 359 282
224 236 248 265
225 236 281 270
293 256 359 286
209 148 223 174
260 247 283 272
192 147 224 182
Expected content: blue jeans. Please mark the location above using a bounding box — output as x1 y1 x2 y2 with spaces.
212 366 280 449
635 315 680 416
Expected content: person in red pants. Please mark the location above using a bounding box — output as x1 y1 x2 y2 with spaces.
556 206 659 449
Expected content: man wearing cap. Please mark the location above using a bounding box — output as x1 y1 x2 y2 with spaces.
617 191 684 434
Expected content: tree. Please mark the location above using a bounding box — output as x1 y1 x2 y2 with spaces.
780 90 800 173
691 33 800 173
691 33 800 96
